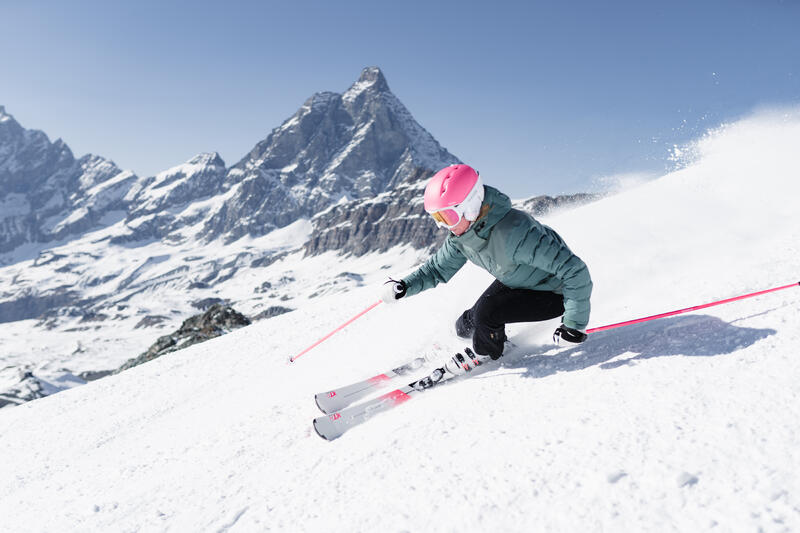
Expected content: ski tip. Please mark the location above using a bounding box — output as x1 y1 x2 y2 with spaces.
312 419 331 441
314 394 330 415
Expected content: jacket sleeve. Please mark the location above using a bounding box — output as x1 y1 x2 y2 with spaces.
402 237 467 297
512 227 593 330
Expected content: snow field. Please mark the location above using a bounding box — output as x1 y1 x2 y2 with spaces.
1 108 800 531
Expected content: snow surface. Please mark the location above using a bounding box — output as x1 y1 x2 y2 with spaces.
1 108 800 531
0 217 321 376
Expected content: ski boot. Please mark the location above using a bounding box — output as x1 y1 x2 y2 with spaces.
444 347 492 376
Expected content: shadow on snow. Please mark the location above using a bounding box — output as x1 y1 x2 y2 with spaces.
507 314 776 379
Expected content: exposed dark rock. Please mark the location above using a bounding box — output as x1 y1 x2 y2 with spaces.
85 274 120 287
0 367 86 409
191 297 229 310
254 281 272 294
250 251 289 268
309 271 367 298
0 289 83 324
78 370 113 381
305 178 601 256
79 311 109 323
252 306 293 321
115 304 251 373
336 272 363 282
32 251 68 267
134 315 170 329
0 370 47 408
304 167 446 256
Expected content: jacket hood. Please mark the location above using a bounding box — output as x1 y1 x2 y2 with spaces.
471 185 512 238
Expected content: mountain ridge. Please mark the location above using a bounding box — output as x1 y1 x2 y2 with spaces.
0 107 136 253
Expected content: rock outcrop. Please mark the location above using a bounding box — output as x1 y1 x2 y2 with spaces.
115 304 252 373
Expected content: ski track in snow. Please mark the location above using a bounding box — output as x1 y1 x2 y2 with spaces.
1 109 800 531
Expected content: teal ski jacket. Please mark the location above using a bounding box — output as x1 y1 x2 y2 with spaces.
403 186 592 331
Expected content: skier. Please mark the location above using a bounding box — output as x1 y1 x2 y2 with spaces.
380 164 592 373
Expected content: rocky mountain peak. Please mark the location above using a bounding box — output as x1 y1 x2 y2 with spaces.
0 108 136 252
201 67 458 242
349 66 390 94
118 151 229 235
0 107 23 142
305 91 340 111
341 67 393 118
188 152 226 168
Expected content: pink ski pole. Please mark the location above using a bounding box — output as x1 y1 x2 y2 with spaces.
289 301 383 362
586 281 799 334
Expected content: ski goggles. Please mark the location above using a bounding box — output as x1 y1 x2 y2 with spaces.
428 206 464 229
429 205 464 229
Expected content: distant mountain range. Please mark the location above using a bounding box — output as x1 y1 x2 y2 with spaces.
1 67 594 261
1 67 461 255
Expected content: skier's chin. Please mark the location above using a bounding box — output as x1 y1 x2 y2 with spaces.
450 219 471 236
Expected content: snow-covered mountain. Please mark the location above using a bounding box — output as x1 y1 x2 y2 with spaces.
111 67 460 246
0 67 457 364
0 105 136 253
1 68 458 254
202 66 459 241
114 152 229 245
1 107 798 531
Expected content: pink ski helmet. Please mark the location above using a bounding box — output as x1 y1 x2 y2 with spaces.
424 164 484 228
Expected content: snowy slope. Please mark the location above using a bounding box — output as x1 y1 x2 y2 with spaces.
1 108 799 531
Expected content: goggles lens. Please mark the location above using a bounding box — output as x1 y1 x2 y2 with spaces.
430 208 462 228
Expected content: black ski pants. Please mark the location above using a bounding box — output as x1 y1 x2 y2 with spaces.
456 279 565 359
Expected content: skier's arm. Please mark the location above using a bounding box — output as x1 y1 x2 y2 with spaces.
512 228 593 331
402 238 467 297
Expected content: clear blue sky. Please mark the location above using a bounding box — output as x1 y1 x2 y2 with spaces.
1 0 798 196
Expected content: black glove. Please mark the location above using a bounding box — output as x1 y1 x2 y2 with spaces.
381 278 407 304
553 324 587 344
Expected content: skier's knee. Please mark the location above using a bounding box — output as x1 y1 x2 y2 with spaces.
455 309 474 338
